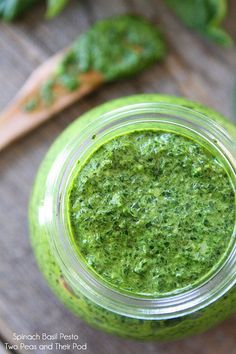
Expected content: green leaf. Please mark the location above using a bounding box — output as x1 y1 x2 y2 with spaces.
0 0 39 21
0 0 70 20
46 0 69 18
165 0 232 46
205 26 233 47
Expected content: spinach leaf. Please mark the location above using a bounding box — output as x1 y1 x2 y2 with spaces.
46 0 70 18
0 0 39 21
165 0 232 46
0 0 70 20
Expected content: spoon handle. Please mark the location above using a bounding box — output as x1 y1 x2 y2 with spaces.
0 51 103 152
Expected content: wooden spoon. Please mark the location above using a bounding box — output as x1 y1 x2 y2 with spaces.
0 51 103 151
0 15 165 151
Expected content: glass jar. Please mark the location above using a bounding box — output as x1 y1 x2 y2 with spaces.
29 94 236 341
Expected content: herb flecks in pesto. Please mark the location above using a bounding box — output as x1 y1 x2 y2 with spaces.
69 131 234 295
23 15 165 112
67 15 165 81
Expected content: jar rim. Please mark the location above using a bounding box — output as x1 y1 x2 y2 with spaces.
44 101 236 320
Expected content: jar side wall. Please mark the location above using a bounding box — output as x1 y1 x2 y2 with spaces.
53 105 236 319
31 95 236 160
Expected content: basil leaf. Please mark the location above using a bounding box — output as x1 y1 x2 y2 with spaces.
46 0 70 18
165 0 232 46
0 0 38 21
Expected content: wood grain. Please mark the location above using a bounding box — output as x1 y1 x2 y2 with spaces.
0 0 236 353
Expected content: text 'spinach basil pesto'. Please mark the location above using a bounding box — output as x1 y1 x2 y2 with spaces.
29 95 236 341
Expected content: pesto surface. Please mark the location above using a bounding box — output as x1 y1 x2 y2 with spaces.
69 130 234 295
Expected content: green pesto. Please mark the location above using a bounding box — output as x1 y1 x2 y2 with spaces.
24 97 39 112
165 0 232 46
61 15 165 81
69 130 234 295
24 15 165 111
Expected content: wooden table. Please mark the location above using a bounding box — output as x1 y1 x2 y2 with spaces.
0 1 236 353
